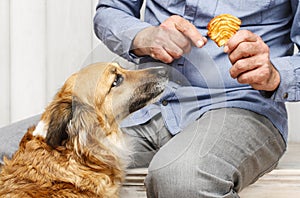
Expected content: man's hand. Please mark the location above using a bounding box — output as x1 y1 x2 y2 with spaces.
132 15 207 63
224 30 280 91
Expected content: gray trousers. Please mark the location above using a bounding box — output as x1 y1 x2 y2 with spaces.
122 108 286 198
0 108 286 197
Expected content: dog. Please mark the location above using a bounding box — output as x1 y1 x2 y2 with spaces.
0 62 168 198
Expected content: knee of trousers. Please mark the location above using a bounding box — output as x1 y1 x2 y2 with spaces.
144 158 239 198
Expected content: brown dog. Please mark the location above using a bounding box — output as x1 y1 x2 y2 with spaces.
0 62 168 198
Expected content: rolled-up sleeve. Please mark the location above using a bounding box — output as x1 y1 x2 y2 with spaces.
270 56 300 101
267 0 300 102
93 0 151 61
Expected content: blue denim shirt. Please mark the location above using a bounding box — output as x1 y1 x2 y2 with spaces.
94 0 300 142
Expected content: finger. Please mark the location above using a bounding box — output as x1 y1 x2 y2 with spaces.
163 42 185 60
229 57 259 79
249 67 280 91
156 30 187 60
224 30 258 54
235 64 271 87
175 21 207 48
228 40 264 65
236 69 264 85
164 15 207 48
150 47 174 63
168 30 193 53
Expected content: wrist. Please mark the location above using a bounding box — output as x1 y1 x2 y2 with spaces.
131 26 155 57
270 66 281 91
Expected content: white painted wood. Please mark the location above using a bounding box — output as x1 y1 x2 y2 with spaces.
287 104 300 143
10 0 46 122
91 0 121 65
286 47 300 143
46 0 94 102
0 0 10 127
91 0 137 70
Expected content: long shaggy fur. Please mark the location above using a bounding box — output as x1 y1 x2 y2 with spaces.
0 62 168 197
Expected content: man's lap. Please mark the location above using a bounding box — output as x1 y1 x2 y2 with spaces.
0 108 286 197
124 108 286 197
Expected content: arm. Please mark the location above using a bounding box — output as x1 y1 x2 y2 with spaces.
225 0 300 102
94 0 207 63
93 0 151 61
268 0 300 102
132 15 207 63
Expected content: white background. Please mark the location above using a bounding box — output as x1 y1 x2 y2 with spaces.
0 0 299 142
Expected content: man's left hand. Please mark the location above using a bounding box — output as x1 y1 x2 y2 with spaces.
224 30 280 91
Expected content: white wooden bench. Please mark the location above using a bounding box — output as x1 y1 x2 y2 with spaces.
123 143 300 198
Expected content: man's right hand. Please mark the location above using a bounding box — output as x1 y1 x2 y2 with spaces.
132 15 207 63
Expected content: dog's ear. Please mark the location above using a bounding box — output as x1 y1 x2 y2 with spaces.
45 98 73 148
44 73 77 148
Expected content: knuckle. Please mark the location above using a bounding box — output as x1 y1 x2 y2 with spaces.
171 51 181 59
170 15 179 20
160 23 171 31
182 41 191 50
239 42 251 54
169 15 181 23
229 68 236 78
149 47 160 57
228 53 237 64
162 56 173 63
235 60 245 71
260 68 270 79
237 76 246 84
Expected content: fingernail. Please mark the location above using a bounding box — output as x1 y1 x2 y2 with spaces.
196 40 204 48
223 45 229 53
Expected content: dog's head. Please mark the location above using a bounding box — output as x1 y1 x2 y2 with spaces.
33 62 168 149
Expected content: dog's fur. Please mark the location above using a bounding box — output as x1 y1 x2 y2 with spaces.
0 62 168 198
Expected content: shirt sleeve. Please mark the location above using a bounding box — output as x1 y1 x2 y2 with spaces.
93 0 151 62
267 0 300 102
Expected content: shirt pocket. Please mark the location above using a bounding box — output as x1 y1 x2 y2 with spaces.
215 0 275 25
152 0 185 14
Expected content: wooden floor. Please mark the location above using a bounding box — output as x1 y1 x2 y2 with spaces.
239 143 300 198
122 143 300 198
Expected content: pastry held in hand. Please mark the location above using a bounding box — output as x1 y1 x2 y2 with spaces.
207 14 242 47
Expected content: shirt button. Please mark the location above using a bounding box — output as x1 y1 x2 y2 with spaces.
283 93 288 99
162 100 168 106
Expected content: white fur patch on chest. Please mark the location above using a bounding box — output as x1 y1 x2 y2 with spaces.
32 121 48 138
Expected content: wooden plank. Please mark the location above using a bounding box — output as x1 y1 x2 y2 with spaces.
46 0 94 102
10 0 46 122
0 0 10 127
240 170 300 198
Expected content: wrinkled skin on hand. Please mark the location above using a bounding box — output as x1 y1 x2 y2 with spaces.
132 15 207 63
224 30 280 92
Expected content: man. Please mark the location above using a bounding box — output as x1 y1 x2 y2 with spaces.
93 0 299 197
0 0 298 197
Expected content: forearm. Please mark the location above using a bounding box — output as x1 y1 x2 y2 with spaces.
93 0 151 61
263 0 300 102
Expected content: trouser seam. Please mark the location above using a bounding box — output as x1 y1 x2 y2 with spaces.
237 135 286 191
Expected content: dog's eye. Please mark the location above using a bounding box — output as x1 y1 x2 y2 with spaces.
112 74 123 87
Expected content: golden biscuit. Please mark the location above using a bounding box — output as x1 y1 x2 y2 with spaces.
207 14 242 47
